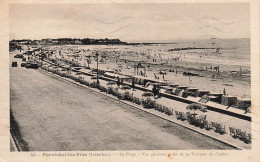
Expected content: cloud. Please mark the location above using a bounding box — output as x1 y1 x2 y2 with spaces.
93 16 132 25
9 4 249 41
200 17 235 25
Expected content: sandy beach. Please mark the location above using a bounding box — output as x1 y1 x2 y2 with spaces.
37 38 250 99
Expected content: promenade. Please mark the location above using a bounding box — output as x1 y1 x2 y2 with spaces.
51 63 251 149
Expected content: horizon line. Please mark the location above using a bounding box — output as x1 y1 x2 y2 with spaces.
10 37 250 42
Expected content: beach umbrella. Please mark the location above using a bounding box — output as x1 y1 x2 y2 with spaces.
160 70 167 75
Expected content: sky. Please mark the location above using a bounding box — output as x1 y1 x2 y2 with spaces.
9 3 250 42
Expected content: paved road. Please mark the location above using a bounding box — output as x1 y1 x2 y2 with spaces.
10 58 235 151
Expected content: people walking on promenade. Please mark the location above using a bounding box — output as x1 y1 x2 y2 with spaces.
132 77 135 91
117 76 120 87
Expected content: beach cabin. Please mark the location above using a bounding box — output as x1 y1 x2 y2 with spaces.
187 88 199 97
208 96 219 103
221 95 237 107
159 86 173 94
132 76 148 87
235 98 251 110
169 84 179 88
173 86 188 96
104 72 132 83
208 93 223 103
196 90 210 97
145 82 154 91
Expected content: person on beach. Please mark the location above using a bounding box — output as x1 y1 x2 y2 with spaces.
152 85 156 97
162 73 165 80
156 86 160 98
121 78 124 86
223 88 226 95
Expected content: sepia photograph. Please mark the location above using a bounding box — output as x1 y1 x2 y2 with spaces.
8 2 254 153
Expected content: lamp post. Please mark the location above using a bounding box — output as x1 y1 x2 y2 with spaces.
86 54 91 69
95 52 99 85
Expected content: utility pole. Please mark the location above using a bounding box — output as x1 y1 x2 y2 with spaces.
86 55 91 69
95 52 99 85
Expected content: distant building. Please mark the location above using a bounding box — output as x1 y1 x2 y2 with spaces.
74 39 82 45
10 37 127 46
52 39 59 45
42 38 53 45
58 38 72 45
